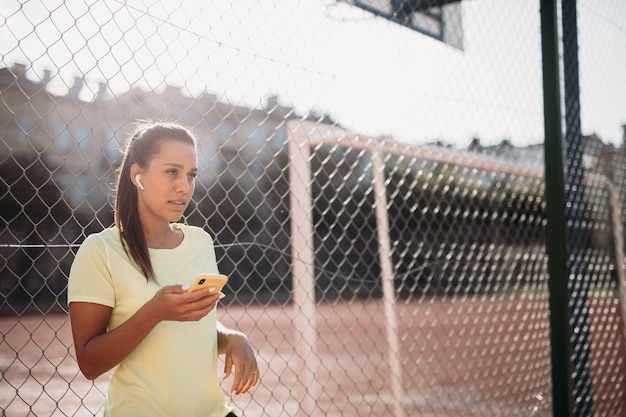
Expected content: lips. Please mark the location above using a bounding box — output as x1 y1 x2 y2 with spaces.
169 200 187 207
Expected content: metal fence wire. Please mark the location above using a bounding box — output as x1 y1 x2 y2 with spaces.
1 0 625 416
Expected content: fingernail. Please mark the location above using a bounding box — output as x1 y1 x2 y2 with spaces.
218 292 226 299
181 285 189 291
209 286 216 292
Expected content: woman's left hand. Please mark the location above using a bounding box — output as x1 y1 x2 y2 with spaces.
221 331 259 396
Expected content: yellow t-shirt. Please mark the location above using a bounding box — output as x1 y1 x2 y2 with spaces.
68 224 233 417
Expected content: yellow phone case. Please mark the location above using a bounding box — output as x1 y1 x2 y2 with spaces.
187 273 228 293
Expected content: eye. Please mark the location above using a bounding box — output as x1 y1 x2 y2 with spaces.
166 169 178 176
188 172 198 180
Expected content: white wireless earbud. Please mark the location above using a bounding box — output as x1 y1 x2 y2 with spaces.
135 174 145 191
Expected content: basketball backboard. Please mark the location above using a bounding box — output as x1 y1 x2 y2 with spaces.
341 0 464 50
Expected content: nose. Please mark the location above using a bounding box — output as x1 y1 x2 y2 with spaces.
176 176 194 193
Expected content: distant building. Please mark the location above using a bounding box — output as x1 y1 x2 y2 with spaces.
466 133 621 177
0 62 296 218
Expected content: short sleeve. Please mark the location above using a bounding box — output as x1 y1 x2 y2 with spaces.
68 234 116 307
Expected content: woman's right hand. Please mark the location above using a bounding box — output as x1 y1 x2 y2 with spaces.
70 285 223 380
146 285 224 323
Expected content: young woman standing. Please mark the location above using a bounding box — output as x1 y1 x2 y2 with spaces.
68 122 258 417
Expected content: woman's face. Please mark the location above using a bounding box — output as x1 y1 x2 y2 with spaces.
134 139 198 224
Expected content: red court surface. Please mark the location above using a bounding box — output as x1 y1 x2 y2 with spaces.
1 297 624 416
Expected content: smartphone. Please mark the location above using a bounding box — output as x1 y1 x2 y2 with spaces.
186 273 228 293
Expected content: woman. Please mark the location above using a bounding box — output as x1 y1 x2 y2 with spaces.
68 122 259 417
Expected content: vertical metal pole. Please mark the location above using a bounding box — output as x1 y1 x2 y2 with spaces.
539 0 575 416
561 0 594 414
288 129 319 417
371 140 405 417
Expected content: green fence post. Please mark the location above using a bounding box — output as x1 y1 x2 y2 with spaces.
540 0 575 416
561 0 594 414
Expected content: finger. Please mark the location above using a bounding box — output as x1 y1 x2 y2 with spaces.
236 371 259 394
223 355 233 380
230 368 245 396
176 293 220 320
232 364 259 395
183 291 221 309
185 287 218 298
161 284 187 294
229 361 253 396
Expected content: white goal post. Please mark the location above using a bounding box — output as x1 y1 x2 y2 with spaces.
286 119 626 416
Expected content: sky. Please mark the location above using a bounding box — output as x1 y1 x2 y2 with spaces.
1 0 625 147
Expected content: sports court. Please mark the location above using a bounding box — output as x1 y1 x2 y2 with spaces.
2 1 626 416
2 295 624 416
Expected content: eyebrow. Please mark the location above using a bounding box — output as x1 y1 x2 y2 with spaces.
164 162 198 172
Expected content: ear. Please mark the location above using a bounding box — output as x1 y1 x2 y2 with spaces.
130 164 143 188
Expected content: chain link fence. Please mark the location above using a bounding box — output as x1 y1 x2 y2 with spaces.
1 0 625 416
